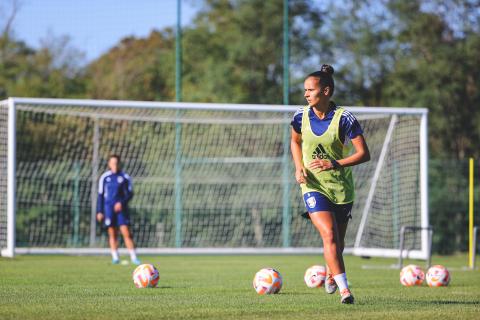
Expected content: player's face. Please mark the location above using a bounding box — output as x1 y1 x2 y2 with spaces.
304 77 329 107
108 157 119 173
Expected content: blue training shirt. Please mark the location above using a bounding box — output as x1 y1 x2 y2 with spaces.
290 102 363 144
96 170 133 213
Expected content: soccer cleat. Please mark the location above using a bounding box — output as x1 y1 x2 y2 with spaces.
112 258 120 265
340 288 355 304
131 258 142 266
325 273 337 294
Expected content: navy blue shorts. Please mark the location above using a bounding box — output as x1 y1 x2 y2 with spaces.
103 205 130 227
302 192 353 224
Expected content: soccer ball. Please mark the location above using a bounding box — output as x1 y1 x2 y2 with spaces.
304 265 327 288
400 264 424 286
132 264 160 288
426 265 450 287
253 268 282 295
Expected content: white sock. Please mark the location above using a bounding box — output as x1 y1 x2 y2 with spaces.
129 249 138 261
111 250 119 261
333 273 349 291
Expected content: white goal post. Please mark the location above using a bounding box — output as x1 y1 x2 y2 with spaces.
0 97 429 259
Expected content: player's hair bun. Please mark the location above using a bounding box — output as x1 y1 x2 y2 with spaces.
320 64 334 75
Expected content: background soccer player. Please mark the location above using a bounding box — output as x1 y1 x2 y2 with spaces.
96 154 140 265
290 64 370 304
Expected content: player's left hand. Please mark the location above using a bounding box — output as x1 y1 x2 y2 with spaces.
308 159 334 171
114 202 122 213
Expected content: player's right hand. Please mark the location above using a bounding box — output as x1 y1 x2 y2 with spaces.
295 166 307 184
96 213 104 222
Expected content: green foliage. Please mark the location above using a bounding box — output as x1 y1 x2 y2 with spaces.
0 34 85 98
181 0 322 104
3 0 478 158
429 159 479 254
86 30 176 100
381 1 480 159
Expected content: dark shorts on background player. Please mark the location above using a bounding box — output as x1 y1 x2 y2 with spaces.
103 205 130 227
302 191 353 224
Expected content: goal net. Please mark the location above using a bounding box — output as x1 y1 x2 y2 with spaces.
0 98 429 259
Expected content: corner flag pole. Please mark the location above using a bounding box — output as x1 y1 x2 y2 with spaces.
469 158 474 269
468 158 475 269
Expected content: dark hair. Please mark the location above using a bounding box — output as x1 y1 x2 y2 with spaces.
306 64 335 96
109 154 121 162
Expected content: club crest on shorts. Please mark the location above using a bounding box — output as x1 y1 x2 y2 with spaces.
105 218 111 226
306 196 316 209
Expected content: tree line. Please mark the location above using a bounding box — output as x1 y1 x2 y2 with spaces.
2 0 479 159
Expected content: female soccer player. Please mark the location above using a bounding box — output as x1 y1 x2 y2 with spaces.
290 65 370 304
96 154 140 265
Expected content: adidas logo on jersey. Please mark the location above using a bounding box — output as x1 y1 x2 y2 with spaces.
312 143 330 160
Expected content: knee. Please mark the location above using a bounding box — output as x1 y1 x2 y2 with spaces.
321 229 336 247
108 230 116 239
120 228 131 239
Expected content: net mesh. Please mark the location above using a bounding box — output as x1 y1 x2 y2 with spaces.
1 100 425 253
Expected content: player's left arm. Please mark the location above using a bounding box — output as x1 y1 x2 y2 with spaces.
122 174 134 206
114 174 133 213
310 111 370 171
336 135 370 168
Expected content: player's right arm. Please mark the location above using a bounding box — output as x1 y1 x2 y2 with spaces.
291 128 307 184
290 108 307 184
96 175 106 222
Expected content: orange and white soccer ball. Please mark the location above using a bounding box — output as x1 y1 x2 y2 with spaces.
132 264 160 288
400 264 424 286
253 268 283 295
426 265 450 287
304 265 327 288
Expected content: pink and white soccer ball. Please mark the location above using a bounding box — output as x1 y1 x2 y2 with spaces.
426 265 450 287
304 265 327 288
132 264 160 288
400 264 425 286
253 268 283 295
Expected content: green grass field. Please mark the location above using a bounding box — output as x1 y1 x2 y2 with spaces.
0 254 478 319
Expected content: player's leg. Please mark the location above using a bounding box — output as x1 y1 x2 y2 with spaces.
309 211 345 275
303 192 354 303
336 222 348 253
325 214 350 294
104 206 120 264
107 226 120 264
334 202 353 254
118 212 140 265
325 220 348 294
336 221 354 303
310 211 354 304
332 205 354 303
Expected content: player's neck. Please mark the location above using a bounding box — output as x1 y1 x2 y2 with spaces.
311 100 331 120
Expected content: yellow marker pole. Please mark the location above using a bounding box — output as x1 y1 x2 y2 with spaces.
469 158 474 269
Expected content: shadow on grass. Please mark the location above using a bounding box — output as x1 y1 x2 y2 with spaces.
275 292 315 296
356 299 479 306
419 300 479 305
